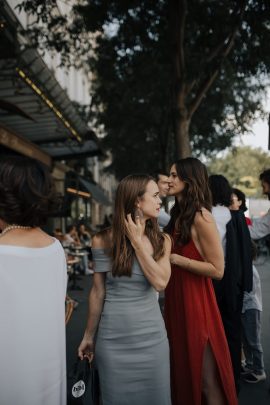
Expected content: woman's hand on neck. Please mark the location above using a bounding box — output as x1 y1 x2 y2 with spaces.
124 213 145 250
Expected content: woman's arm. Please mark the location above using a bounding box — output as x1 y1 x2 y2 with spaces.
135 234 171 291
170 209 224 280
78 236 106 360
125 215 171 291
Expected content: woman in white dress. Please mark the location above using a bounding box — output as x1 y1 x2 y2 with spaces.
0 156 67 405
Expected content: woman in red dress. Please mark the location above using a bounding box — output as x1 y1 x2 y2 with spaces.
164 157 237 405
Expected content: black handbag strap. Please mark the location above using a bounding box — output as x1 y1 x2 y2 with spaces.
70 357 90 377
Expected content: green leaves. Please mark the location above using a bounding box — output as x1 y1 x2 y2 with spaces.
208 146 270 197
17 0 270 175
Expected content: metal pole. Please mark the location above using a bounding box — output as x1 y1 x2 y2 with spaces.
268 113 270 150
76 175 79 223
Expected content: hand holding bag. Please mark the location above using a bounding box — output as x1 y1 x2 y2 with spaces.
67 357 99 405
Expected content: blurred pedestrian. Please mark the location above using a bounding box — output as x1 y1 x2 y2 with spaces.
78 223 91 246
209 174 253 394
230 188 266 383
249 169 270 239
54 227 65 243
230 188 252 225
0 156 67 405
241 241 266 383
63 224 81 247
78 223 93 274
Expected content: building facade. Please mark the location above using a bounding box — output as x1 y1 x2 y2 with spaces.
0 0 115 232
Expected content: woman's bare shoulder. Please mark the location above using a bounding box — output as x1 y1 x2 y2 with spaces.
194 208 215 227
162 232 172 247
92 228 112 249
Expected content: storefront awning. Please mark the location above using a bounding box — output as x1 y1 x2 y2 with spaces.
0 2 102 160
40 138 101 160
79 177 111 206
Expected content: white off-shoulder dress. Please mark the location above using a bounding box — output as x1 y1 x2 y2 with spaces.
93 248 171 405
0 239 67 405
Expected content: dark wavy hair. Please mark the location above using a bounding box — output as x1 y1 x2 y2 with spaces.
209 174 232 207
164 157 212 245
232 188 248 212
259 168 270 185
111 174 165 277
0 156 58 227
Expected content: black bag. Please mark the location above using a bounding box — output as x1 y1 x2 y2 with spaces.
67 358 99 405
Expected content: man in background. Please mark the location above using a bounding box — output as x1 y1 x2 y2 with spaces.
249 169 270 239
151 171 170 230
248 169 270 392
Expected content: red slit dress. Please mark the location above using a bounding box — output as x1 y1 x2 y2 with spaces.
164 237 238 405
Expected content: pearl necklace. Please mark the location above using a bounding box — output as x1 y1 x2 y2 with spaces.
0 224 33 237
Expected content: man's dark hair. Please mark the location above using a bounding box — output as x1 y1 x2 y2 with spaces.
259 169 270 185
209 174 232 207
0 156 58 227
150 170 168 183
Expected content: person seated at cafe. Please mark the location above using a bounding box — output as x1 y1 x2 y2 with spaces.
78 223 91 247
78 223 93 273
63 224 81 248
54 228 65 244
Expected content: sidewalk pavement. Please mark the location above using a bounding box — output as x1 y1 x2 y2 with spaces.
66 254 270 404
238 254 270 405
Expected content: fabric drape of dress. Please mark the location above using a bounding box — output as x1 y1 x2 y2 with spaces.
92 248 171 405
0 239 67 405
164 235 237 405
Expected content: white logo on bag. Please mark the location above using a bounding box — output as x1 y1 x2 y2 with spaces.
72 380 85 398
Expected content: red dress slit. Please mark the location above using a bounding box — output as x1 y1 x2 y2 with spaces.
164 237 238 405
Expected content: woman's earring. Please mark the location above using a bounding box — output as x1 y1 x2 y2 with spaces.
134 208 144 220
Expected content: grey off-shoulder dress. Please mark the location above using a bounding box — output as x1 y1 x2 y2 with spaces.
92 248 171 405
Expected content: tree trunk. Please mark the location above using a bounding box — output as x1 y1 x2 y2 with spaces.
169 0 191 159
169 0 245 160
175 106 191 158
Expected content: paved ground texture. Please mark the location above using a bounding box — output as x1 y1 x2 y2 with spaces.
66 254 270 404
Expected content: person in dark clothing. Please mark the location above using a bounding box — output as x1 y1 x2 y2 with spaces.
209 174 253 394
230 188 252 225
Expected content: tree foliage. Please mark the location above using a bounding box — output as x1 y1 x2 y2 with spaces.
17 0 270 177
207 146 270 197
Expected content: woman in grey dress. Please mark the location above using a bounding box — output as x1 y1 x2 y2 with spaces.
78 174 171 405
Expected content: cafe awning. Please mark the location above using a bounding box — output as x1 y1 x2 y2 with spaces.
79 177 111 206
0 1 102 162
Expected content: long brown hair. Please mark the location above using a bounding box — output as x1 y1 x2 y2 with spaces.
111 174 165 277
164 157 212 245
